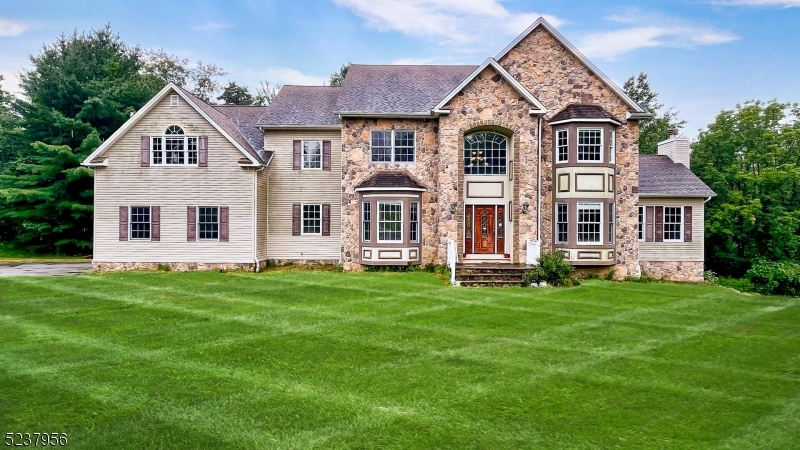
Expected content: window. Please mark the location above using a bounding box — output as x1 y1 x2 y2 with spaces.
609 129 616 164
371 130 415 163
608 203 615 244
577 128 602 162
664 206 682 241
152 125 198 166
378 201 403 243
577 203 602 244
556 129 569 163
410 201 420 244
170 95 179 106
303 141 322 169
302 204 322 235
638 206 644 241
130 206 151 240
464 131 507 175
362 202 371 242
198 207 219 240
556 203 568 244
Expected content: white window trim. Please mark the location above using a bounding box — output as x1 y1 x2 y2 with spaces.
377 201 403 244
555 202 568 244
556 129 569 164
170 95 179 106
151 126 198 166
370 130 416 164
197 206 220 242
638 206 645 242
577 127 604 164
301 203 323 236
663 205 684 243
576 202 603 246
129 205 151 241
301 140 323 171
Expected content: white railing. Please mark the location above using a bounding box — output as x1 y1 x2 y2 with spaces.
447 238 458 285
526 238 541 266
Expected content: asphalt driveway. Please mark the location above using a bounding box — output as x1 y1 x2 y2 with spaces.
0 262 93 277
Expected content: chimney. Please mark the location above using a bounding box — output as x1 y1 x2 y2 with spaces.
657 131 691 169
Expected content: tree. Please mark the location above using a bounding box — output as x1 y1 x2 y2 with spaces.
623 72 685 154
254 81 281 106
328 63 350 86
191 61 227 103
140 50 228 103
0 75 22 170
217 81 254 105
692 100 800 277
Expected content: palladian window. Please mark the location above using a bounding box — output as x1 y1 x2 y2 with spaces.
152 125 198 165
464 131 507 175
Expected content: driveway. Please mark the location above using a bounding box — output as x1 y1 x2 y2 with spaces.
0 262 93 277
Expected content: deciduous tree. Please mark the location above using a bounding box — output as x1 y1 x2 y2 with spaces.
623 72 685 154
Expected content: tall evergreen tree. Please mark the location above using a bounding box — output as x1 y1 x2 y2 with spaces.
623 73 686 154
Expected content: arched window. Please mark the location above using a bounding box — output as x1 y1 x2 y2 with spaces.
464 131 507 175
152 125 197 165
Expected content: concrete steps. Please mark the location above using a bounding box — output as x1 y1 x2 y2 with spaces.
456 264 530 287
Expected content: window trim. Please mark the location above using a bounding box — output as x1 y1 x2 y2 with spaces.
663 205 684 242
638 206 645 242
377 201 403 244
556 129 569 164
576 202 603 246
129 205 151 241
301 140 323 170
556 202 568 244
301 203 323 236
151 125 198 166
577 127 604 163
197 206 220 242
370 130 416 164
170 95 179 106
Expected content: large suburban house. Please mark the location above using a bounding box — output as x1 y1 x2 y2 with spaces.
82 18 715 282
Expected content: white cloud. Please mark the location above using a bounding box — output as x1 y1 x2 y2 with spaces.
0 18 27 37
333 0 561 47
191 22 234 31
0 71 21 95
709 0 800 6
258 67 327 86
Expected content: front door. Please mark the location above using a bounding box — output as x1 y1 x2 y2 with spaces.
473 206 496 254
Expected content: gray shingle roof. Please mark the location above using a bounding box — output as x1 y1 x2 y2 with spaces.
257 86 342 127
335 65 478 114
356 171 427 190
639 155 716 197
213 105 268 151
550 104 620 123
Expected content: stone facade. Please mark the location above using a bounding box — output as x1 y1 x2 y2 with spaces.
94 261 259 272
640 261 704 283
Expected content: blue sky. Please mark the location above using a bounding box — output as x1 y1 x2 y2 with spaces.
0 0 798 137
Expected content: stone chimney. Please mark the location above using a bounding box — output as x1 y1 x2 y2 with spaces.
657 130 691 169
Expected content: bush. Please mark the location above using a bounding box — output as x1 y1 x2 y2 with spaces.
745 259 800 296
718 276 755 293
524 251 575 287
704 270 719 285
603 268 616 281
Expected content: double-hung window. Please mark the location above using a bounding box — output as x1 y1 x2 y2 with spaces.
198 207 219 240
410 201 420 244
302 204 322 235
577 128 602 162
577 203 602 244
152 125 198 165
302 141 322 169
556 129 569 163
377 201 403 243
130 206 151 240
556 203 568 244
362 202 371 242
638 206 645 241
664 206 683 241
371 130 416 163
608 203 615 244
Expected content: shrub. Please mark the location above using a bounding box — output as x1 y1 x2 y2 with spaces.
603 268 616 281
524 251 575 287
718 277 755 293
704 270 719 285
745 259 800 296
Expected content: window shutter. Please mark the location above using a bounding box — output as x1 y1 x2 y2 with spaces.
220 206 229 242
141 136 150 167
322 204 331 236
684 206 692 242
322 141 332 171
655 206 664 243
292 204 301 236
187 206 196 241
199 136 208 167
293 140 301 170
119 206 128 241
151 206 161 241
645 206 654 242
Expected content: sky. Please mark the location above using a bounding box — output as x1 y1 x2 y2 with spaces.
0 0 798 137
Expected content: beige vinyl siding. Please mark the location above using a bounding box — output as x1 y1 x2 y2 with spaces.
639 197 704 262
93 90 255 263
265 130 342 260
256 169 269 261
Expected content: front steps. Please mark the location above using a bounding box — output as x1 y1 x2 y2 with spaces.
456 263 530 287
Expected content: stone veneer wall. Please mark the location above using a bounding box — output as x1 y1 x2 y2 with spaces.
640 261 704 283
498 26 640 278
94 262 259 272
340 118 440 270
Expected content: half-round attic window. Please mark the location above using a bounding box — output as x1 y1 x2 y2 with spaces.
165 125 184 135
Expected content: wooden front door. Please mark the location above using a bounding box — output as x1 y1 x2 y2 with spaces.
473 206 495 254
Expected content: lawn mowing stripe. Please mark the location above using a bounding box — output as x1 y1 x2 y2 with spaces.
624 354 800 384
712 392 800 450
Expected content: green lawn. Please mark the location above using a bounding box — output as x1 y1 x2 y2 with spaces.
0 244 85 264
1 271 799 449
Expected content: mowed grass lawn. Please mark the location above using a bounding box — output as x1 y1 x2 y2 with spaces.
1 271 799 449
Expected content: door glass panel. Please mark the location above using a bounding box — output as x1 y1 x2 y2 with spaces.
481 211 488 238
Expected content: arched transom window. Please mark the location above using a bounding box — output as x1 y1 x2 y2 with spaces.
152 125 198 165
464 131 507 175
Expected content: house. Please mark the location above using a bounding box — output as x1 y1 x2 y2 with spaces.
82 18 715 282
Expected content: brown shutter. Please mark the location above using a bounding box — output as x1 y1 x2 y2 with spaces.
187 206 196 241
322 204 331 236
151 206 160 242
220 206 229 242
292 204 301 236
119 206 128 241
322 140 331 171
293 140 301 170
141 136 150 167
645 206 654 242
198 136 208 167
684 206 692 242
655 206 664 242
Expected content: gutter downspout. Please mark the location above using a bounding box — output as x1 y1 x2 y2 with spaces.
253 165 266 272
